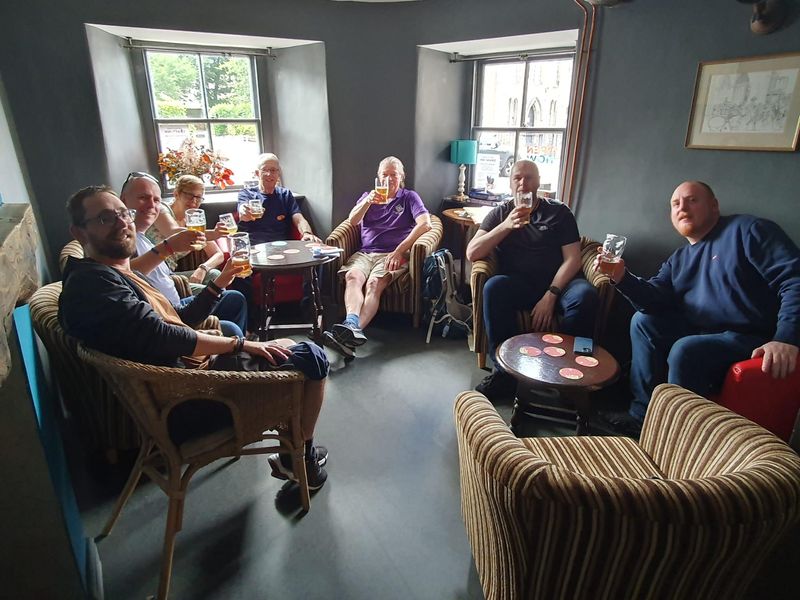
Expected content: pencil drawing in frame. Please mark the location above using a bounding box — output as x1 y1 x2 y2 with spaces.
686 52 800 151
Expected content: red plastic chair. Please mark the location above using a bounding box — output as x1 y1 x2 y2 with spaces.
713 356 800 443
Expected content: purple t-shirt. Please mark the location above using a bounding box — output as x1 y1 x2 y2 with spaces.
358 188 428 253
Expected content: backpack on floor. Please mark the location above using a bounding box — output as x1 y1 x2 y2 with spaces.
422 249 472 342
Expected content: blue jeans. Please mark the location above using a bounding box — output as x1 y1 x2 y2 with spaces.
179 290 248 337
483 274 599 367
628 311 767 422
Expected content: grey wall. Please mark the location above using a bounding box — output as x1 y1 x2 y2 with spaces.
414 47 472 211
266 42 333 233
86 25 150 189
573 0 800 274
0 0 798 275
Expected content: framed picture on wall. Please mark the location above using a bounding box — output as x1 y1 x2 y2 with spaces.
686 52 800 151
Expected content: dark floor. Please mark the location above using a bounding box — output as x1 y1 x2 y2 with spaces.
70 314 574 600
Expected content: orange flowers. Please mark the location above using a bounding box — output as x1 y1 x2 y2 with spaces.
158 137 235 189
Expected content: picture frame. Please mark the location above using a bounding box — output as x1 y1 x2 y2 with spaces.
686 52 800 151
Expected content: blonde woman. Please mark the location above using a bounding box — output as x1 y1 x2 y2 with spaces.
146 174 224 291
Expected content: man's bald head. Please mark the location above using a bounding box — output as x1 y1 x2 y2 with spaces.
510 160 540 194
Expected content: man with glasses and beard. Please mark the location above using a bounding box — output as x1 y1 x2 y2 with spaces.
59 185 332 489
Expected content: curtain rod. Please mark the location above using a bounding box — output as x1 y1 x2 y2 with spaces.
450 46 575 63
123 38 276 58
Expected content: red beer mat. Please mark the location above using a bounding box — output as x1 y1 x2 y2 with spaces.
575 356 599 367
519 346 542 357
542 334 563 344
559 367 584 380
543 346 566 357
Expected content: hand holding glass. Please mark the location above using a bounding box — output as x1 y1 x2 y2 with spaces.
218 212 237 235
185 209 207 251
373 177 389 204
513 191 534 227
248 198 264 218
599 234 627 275
229 232 253 278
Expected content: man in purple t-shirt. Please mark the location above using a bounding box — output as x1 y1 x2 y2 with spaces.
323 156 431 357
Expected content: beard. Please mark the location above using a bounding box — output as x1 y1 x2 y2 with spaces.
91 230 137 259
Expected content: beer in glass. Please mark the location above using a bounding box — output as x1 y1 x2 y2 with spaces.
599 233 627 275
229 232 253 278
248 198 264 218
218 212 238 235
514 191 534 226
374 177 389 204
185 208 206 251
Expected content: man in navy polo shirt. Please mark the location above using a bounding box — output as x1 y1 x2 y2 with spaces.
467 160 599 400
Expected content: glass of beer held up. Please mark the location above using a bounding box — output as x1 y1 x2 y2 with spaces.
599 233 627 275
373 177 389 204
185 208 207 251
218 212 238 235
513 191 534 226
229 232 253 278
248 198 264 218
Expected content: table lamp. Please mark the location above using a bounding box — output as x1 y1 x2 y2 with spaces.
450 140 478 201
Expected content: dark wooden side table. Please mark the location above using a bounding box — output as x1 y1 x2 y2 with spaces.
496 332 620 435
440 206 493 289
250 240 337 343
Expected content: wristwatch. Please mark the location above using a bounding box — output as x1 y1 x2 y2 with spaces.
548 285 562 298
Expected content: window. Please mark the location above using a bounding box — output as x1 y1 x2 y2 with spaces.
472 54 574 197
144 50 262 188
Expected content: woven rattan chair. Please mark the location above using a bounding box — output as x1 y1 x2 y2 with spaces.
470 236 614 369
455 383 800 600
78 345 310 600
325 214 443 328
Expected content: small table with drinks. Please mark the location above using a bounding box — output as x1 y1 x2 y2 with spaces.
248 240 339 343
496 332 620 435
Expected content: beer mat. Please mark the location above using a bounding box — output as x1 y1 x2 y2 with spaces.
575 356 599 367
543 346 566 357
541 334 563 344
305 243 321 248
270 241 288 246
519 346 542 357
559 367 584 380
283 248 300 254
267 254 285 260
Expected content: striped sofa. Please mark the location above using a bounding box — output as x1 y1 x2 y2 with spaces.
455 384 800 600
325 215 443 328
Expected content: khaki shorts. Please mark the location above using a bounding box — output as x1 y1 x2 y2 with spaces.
338 251 410 292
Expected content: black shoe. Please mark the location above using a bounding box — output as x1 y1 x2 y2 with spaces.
475 370 517 400
268 446 328 491
592 409 643 439
322 331 355 358
332 323 367 347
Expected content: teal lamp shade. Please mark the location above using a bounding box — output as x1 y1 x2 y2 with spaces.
450 140 478 165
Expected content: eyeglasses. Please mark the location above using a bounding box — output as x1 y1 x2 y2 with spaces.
181 191 205 203
121 171 160 193
259 168 280 175
81 208 136 227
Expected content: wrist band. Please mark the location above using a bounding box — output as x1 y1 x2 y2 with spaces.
198 264 209 272
548 285 562 297
232 336 245 354
207 280 223 295
162 239 174 255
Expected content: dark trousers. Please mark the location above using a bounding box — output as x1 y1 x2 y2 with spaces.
179 289 248 337
628 311 767 422
483 274 599 367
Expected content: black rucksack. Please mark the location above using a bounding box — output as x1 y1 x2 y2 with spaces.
422 249 472 341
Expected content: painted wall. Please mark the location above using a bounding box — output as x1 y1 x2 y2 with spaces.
0 0 798 275
0 77 31 206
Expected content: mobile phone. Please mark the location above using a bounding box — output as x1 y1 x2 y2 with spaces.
573 336 594 356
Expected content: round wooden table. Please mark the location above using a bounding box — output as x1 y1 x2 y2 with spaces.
250 240 338 342
496 332 620 435
441 207 491 288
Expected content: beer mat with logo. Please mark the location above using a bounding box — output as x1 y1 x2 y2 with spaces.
575 356 599 367
559 367 584 380
543 346 566 357
519 346 542 357
541 334 563 344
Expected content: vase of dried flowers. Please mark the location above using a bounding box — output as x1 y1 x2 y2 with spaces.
158 137 235 189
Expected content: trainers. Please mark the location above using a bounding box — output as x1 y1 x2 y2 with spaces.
332 322 367 347
322 331 355 358
475 370 517 400
592 409 643 439
268 446 329 491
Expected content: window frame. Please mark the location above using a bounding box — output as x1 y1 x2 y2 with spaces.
139 46 266 193
471 51 576 197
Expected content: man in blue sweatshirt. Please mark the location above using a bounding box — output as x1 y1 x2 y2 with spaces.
597 180 800 436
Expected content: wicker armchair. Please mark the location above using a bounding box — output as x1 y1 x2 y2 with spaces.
455 383 800 600
78 345 310 600
324 214 443 327
470 236 614 369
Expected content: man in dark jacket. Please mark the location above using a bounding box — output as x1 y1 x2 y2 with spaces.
59 185 331 489
597 180 800 436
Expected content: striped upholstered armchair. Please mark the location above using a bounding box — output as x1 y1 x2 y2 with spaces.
470 236 614 369
455 384 800 600
325 215 443 328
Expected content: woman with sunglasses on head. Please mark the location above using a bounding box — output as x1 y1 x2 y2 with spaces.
146 174 225 293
